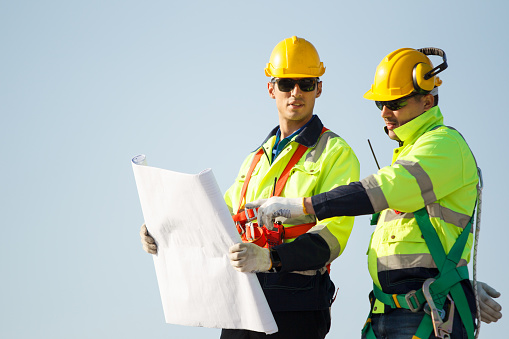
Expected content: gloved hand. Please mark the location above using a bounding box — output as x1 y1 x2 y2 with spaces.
229 243 271 273
140 224 157 254
474 280 503 323
246 197 306 228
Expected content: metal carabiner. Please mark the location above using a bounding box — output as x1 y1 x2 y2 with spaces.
422 278 455 339
436 295 455 339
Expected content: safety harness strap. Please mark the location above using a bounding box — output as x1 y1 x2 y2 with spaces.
236 148 264 213
271 143 309 197
363 208 475 339
414 208 475 339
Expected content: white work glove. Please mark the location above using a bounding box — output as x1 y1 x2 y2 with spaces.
246 197 306 228
229 243 272 273
140 224 157 254
474 281 503 323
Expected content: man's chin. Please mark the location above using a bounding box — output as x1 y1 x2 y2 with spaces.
387 131 400 141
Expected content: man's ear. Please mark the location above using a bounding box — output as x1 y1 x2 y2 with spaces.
423 93 434 110
268 82 276 99
315 81 322 98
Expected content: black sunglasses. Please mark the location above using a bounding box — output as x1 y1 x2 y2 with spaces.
272 78 319 92
375 93 420 111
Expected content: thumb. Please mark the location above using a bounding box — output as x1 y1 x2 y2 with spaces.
245 199 268 209
480 282 501 298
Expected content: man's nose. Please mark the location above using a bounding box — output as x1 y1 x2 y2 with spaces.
290 83 303 96
381 105 392 118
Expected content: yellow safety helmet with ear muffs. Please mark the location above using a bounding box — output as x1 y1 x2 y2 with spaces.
265 36 325 78
364 47 447 102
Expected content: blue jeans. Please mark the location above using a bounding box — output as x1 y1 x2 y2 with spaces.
361 309 468 339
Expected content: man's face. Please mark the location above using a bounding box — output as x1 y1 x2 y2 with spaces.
380 94 433 140
268 78 322 124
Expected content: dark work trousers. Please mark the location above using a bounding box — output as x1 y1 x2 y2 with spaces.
220 309 331 339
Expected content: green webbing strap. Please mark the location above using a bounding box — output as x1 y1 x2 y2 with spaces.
370 212 380 225
413 208 475 339
364 325 377 339
372 284 426 311
414 314 434 339
361 291 376 338
414 209 447 268
366 208 474 339
362 213 380 338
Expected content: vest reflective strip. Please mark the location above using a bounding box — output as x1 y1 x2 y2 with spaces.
361 175 389 211
305 131 336 163
394 160 437 205
377 253 468 272
310 225 341 264
383 203 473 231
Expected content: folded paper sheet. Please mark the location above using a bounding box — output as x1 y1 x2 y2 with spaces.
132 155 277 334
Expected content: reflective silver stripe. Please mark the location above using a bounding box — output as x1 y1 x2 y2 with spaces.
394 160 437 204
291 222 331 276
309 225 341 264
378 253 468 272
383 203 472 231
427 203 473 232
361 175 389 211
305 131 336 163
383 209 415 222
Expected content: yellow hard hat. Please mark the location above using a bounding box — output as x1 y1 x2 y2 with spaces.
364 48 446 102
265 36 325 78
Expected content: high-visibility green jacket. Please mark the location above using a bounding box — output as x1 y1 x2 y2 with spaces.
224 115 360 312
360 107 479 305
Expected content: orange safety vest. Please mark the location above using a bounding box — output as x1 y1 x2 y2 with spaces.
233 127 328 248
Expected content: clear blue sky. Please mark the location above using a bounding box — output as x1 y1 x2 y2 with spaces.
1 1 507 338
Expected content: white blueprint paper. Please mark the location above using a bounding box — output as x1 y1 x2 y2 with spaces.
132 155 277 334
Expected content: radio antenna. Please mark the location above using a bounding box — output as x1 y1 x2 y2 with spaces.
367 139 381 170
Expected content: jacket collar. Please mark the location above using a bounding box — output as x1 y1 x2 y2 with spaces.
392 106 444 146
260 115 325 149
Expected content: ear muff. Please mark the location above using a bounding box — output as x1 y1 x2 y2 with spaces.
413 47 448 94
413 62 435 93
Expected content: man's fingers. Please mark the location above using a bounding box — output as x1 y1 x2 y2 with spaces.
144 235 156 244
480 307 502 323
229 250 246 261
480 309 494 324
262 214 273 228
140 224 148 236
140 223 157 254
140 224 156 243
481 295 503 312
245 199 268 209
482 283 502 299
143 243 157 255
229 243 246 253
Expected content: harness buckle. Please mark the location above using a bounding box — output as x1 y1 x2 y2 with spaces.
235 222 245 236
244 208 258 241
405 290 422 312
245 207 258 223
245 222 256 241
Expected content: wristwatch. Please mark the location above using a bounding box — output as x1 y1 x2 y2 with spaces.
269 248 282 272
